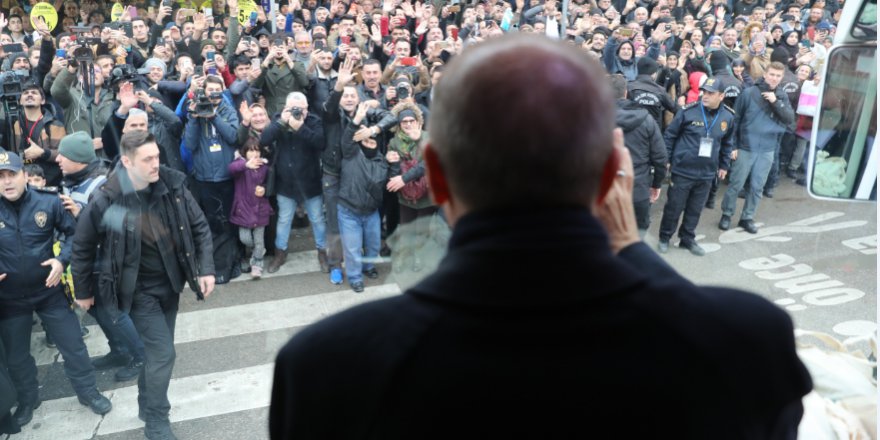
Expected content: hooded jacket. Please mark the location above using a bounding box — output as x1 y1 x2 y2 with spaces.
338 120 390 215
627 74 677 129
183 98 240 182
615 99 667 202
228 157 274 228
604 38 660 81
71 165 214 319
51 68 116 140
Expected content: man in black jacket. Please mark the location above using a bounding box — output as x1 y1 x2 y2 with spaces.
260 92 327 274
611 74 667 233
0 151 112 429
658 78 736 256
627 57 677 129
71 131 215 440
321 57 396 285
270 35 811 439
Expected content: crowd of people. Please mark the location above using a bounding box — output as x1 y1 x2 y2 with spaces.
0 0 837 436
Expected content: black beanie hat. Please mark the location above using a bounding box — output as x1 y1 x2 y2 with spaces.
771 46 791 64
709 51 730 74
637 56 660 76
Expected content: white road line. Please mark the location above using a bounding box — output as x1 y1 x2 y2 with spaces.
11 363 275 439
229 249 322 283
32 283 401 366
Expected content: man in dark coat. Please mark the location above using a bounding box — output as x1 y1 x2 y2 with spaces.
269 35 812 439
627 56 677 129
611 75 667 233
71 131 215 440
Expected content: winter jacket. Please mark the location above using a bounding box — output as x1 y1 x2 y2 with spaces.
307 69 338 115
387 130 433 210
51 68 116 139
712 70 744 109
627 74 677 130
604 38 660 81
615 99 667 202
228 157 274 228
664 101 736 181
0 187 77 299
686 71 707 104
734 80 796 153
322 90 397 177
183 99 240 182
338 121 390 216
259 113 325 202
252 60 309 117
60 160 108 212
71 165 214 319
103 101 185 172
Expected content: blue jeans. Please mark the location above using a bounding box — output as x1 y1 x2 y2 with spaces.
721 149 775 221
337 204 381 284
275 194 326 251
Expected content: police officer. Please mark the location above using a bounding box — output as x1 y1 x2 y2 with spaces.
705 51 743 209
628 57 677 130
0 151 112 428
658 78 736 256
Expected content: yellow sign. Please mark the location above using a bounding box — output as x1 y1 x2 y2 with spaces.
111 3 125 21
30 2 58 32
237 0 258 26
201 0 213 12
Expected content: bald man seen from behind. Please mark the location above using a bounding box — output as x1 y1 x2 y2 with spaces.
268 34 812 440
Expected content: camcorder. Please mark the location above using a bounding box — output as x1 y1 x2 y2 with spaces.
68 46 96 68
0 70 29 100
193 89 221 117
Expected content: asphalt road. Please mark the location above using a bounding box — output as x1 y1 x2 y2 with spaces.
7 177 876 440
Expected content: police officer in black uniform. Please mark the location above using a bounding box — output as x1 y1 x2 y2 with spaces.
627 57 678 130
0 151 112 428
658 79 736 256
705 51 743 209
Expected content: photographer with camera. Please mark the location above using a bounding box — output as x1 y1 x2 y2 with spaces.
50 46 115 157
0 81 67 187
183 75 242 284
259 92 326 275
253 35 309 117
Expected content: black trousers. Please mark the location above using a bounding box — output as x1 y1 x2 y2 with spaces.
129 280 179 424
633 199 651 230
193 180 240 283
0 287 96 405
659 174 712 243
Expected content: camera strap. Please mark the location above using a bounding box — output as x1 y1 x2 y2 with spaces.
25 114 43 143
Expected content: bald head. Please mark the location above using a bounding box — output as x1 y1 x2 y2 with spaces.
428 34 615 211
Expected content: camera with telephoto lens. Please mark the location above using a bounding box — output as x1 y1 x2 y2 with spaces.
193 89 220 117
0 70 29 100
396 84 410 100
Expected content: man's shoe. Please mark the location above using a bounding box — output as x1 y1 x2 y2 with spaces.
329 268 343 285
114 358 144 382
78 390 112 415
92 352 132 370
317 249 330 273
351 281 365 293
796 177 807 186
785 168 799 179
266 249 288 274
379 241 392 257
763 188 775 198
738 219 759 234
145 421 178 440
704 198 715 209
718 215 732 231
680 241 706 256
12 400 40 427
657 240 669 254
363 267 379 279
239 257 251 274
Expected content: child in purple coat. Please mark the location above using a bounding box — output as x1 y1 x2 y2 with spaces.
229 140 274 279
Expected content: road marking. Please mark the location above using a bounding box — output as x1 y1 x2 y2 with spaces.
33 283 401 366
11 364 276 439
229 249 322 282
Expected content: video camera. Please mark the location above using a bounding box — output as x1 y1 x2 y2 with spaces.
193 89 221 117
68 46 96 69
109 64 142 88
0 70 30 100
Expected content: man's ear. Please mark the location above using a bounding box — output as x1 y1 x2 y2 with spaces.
423 143 450 206
120 154 132 170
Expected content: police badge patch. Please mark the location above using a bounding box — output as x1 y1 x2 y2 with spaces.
35 211 48 228
720 121 728 132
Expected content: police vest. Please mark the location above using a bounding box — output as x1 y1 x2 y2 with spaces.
63 175 107 209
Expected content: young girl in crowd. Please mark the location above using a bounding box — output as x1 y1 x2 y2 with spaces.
229 139 274 279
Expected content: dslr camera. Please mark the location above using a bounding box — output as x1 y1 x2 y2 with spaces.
396 83 410 100
290 107 303 120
